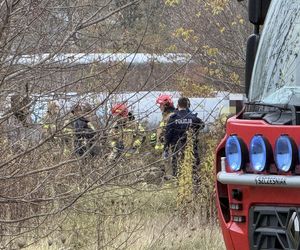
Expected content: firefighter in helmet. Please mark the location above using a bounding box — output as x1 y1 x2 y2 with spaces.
108 103 145 160
154 94 176 151
80 102 101 131
42 100 74 156
146 94 175 183
42 101 61 137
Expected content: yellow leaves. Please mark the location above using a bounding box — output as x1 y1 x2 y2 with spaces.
212 6 224 15
200 137 216 194
219 26 225 33
177 131 194 207
231 18 244 26
203 65 226 80
204 65 240 85
178 76 216 97
237 14 245 25
199 67 241 85
174 27 195 42
165 44 177 53
218 18 243 34
214 68 220 74
165 0 180 6
202 45 219 57
229 72 240 84
212 0 229 6
205 0 229 15
159 22 166 30
215 22 226 33
202 139 216 173
208 48 219 56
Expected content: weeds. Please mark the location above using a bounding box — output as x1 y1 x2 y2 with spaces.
25 185 224 250
0 120 225 249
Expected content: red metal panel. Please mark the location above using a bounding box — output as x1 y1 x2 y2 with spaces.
215 116 300 249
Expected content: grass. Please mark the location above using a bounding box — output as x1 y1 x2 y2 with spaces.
23 183 225 250
26 224 224 250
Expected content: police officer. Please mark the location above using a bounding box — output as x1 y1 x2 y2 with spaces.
164 97 204 178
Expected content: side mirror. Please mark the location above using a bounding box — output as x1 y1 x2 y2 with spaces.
248 0 271 25
245 34 260 97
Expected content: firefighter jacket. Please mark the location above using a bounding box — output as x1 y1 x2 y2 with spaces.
42 113 62 137
164 109 204 149
109 118 145 157
155 106 175 150
42 113 74 156
42 113 73 148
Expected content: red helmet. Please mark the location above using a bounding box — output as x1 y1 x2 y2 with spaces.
156 94 174 107
111 103 128 117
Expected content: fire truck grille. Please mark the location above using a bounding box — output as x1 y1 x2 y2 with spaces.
249 206 300 250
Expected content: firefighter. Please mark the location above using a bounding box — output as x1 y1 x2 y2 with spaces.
128 111 146 154
154 94 176 176
155 94 175 150
10 94 32 127
164 97 204 179
71 103 97 157
149 132 157 148
108 103 145 160
42 101 61 137
6 94 37 151
41 100 73 157
80 102 101 131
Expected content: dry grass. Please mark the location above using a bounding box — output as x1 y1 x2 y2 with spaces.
3 124 225 250
25 222 224 250
23 184 225 250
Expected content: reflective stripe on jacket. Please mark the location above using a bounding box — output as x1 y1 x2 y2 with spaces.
109 119 145 155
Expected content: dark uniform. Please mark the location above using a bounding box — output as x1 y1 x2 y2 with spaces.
73 116 96 157
164 109 204 178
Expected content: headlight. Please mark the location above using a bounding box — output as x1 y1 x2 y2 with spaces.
225 135 247 171
250 135 270 172
275 135 296 172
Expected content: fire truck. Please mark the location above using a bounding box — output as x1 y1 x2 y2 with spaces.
216 0 300 249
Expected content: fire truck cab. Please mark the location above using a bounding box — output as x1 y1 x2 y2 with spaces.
216 0 300 249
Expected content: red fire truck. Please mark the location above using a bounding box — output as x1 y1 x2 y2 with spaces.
216 0 300 249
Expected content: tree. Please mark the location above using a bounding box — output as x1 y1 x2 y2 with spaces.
0 0 193 248
162 0 251 94
0 0 240 248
